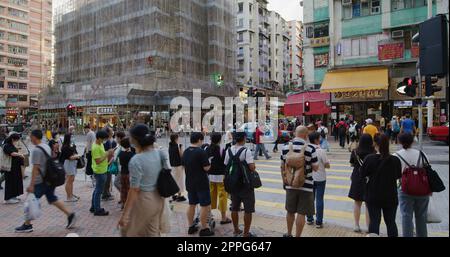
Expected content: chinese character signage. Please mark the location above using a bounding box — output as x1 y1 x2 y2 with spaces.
378 42 404 60
97 107 116 115
332 89 388 103
314 53 329 68
310 37 330 47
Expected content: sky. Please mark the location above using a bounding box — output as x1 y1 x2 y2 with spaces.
267 0 303 21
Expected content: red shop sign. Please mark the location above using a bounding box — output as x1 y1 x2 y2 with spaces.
378 42 404 61
411 43 420 58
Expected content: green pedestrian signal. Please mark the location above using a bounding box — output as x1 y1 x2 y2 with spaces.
211 73 224 87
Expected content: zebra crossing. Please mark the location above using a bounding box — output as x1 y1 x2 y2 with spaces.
253 146 362 227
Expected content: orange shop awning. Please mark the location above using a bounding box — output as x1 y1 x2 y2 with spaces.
320 68 389 93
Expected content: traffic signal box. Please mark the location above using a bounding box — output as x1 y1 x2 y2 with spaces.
305 101 311 113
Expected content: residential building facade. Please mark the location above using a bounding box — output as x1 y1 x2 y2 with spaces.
0 0 52 123
235 0 289 96
287 20 303 92
303 0 448 127
43 0 236 130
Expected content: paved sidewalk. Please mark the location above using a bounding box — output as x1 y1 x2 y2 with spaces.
0 176 363 237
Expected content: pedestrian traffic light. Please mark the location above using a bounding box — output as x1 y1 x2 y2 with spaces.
66 104 76 117
425 76 442 97
398 77 417 98
305 101 311 112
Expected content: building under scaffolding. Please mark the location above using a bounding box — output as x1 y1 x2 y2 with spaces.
40 0 236 130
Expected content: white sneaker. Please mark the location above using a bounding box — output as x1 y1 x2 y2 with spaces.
353 225 361 233
65 197 79 203
5 198 20 204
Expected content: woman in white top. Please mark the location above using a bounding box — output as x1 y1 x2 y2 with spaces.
395 133 430 237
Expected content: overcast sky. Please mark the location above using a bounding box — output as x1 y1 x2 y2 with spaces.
267 0 303 21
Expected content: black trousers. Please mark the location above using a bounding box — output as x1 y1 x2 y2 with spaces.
367 203 398 237
339 135 346 148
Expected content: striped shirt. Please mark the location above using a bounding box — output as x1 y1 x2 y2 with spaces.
281 138 318 192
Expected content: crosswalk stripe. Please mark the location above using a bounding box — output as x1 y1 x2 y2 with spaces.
255 187 352 202
259 178 350 189
257 166 352 174
255 200 358 221
256 163 351 170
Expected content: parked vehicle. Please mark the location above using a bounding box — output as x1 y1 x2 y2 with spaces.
427 122 449 145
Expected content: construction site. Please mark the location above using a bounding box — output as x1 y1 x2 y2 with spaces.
39 0 237 131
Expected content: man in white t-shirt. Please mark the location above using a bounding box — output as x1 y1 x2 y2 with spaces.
223 132 256 237
306 132 330 229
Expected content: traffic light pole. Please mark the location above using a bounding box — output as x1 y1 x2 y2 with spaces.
426 0 434 131
418 65 423 151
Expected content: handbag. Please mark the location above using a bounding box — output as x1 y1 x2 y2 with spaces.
420 151 445 193
24 193 42 221
157 150 179 198
426 196 442 224
107 149 120 175
77 155 86 169
0 145 12 172
251 170 262 189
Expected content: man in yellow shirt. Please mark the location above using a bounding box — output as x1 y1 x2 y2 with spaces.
363 119 379 139
90 130 114 216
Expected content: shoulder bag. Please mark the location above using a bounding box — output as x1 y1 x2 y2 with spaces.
157 150 180 198
420 151 445 193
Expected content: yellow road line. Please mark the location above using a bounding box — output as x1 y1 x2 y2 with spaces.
256 187 352 202
259 178 350 189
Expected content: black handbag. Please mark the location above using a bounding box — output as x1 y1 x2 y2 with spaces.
77 155 86 169
420 151 445 193
251 171 262 189
156 150 180 198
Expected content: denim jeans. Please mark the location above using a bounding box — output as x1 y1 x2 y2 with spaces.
398 190 429 237
366 203 398 237
320 139 329 152
307 181 326 225
91 173 107 212
253 143 269 159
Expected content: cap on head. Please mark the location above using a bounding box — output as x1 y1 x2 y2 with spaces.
365 119 373 124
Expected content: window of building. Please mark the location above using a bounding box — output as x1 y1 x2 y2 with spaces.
8 8 28 19
342 34 381 57
238 18 244 28
238 47 244 56
7 57 27 66
306 26 314 38
314 23 329 38
0 43 3 51
371 0 381 14
8 45 27 54
238 32 244 42
238 2 243 13
0 81 4 88
344 0 381 19
8 70 18 77
0 68 5 76
9 0 28 7
249 3 253 13
352 1 361 17
343 4 352 19
238 60 244 71
19 70 27 78
392 0 426 10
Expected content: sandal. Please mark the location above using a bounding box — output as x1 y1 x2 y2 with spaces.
220 218 232 225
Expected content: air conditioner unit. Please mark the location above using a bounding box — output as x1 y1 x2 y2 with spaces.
342 0 352 6
391 30 404 39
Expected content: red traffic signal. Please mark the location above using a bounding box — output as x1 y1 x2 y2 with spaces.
305 101 311 112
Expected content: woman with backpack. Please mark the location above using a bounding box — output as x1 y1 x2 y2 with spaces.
207 133 232 225
360 134 402 237
395 133 430 237
60 134 81 202
1 132 25 204
118 124 170 237
348 134 375 233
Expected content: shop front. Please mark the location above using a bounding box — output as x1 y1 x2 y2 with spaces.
321 67 389 126
284 91 331 124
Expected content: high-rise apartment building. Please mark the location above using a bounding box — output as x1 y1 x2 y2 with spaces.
42 0 235 129
0 0 52 123
235 0 289 96
268 11 290 92
287 20 303 92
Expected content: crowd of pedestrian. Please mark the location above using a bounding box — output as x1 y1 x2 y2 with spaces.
0 112 442 237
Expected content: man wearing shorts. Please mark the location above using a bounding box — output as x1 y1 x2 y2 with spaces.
15 130 76 233
281 126 319 237
224 132 256 237
182 132 214 237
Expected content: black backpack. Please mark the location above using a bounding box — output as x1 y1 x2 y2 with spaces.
338 124 347 135
319 128 327 139
224 147 251 194
36 146 66 188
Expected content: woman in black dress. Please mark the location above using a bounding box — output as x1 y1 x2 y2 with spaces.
2 132 25 204
348 134 375 233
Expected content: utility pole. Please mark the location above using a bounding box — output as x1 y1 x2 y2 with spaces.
426 0 434 130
